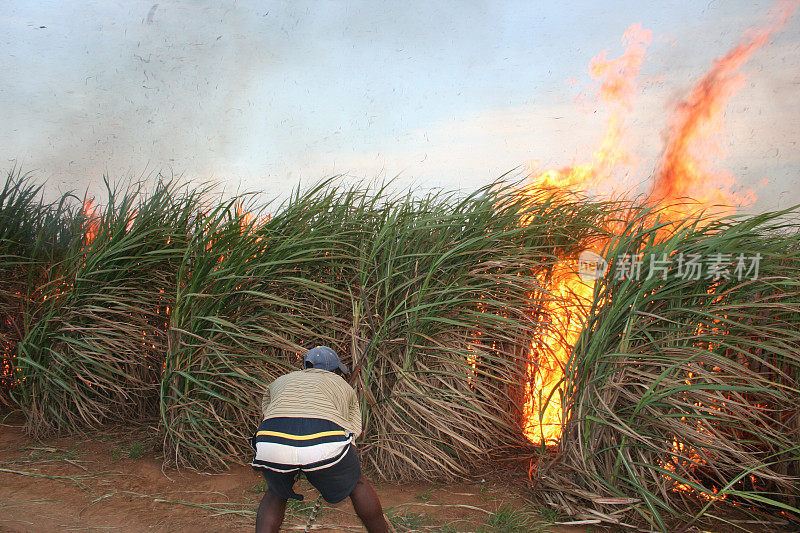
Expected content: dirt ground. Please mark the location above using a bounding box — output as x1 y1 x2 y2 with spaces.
0 414 591 532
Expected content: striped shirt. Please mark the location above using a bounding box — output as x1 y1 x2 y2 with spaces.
260 369 362 438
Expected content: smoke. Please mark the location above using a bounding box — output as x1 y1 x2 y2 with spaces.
1 1 798 212
2 2 276 198
2 0 505 200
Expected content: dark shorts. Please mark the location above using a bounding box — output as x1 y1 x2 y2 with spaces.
258 443 361 504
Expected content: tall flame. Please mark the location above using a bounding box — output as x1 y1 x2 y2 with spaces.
523 4 796 445
527 24 651 193
650 2 797 216
523 263 594 443
83 198 100 245
523 23 652 444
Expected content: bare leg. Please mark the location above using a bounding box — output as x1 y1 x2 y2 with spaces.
256 489 287 533
350 475 389 533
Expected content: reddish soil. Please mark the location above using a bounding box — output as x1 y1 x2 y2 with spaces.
0 415 589 532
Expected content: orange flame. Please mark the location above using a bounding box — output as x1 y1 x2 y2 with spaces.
650 2 797 217
528 24 651 193
523 263 594 443
235 200 255 228
522 5 796 446
83 199 100 245
524 23 652 445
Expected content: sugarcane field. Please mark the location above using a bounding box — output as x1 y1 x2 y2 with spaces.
2 2 800 532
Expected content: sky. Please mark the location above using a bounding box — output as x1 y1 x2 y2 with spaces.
1 1 799 212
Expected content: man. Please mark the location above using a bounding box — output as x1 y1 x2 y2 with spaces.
251 346 388 533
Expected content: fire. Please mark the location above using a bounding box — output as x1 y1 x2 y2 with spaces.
524 22 652 445
523 262 594 443
528 23 651 194
235 200 255 228
83 198 100 245
522 5 795 446
650 2 796 218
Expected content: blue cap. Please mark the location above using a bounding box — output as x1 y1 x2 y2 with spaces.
303 346 349 374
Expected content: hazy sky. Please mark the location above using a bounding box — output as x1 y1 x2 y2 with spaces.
2 1 798 212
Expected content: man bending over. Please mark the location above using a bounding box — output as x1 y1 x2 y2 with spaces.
251 346 388 533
